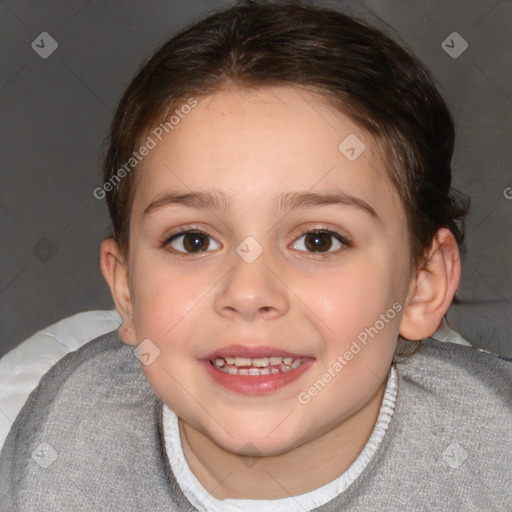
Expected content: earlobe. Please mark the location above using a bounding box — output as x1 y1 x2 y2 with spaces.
399 228 461 341
100 238 138 345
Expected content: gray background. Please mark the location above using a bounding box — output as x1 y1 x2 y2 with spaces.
0 0 510 358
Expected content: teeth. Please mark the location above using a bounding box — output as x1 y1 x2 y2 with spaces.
211 355 305 375
279 362 293 373
251 357 270 367
234 357 252 366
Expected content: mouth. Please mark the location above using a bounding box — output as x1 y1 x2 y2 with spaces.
210 355 304 375
201 346 315 394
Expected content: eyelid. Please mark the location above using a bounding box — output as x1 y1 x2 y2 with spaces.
162 224 217 243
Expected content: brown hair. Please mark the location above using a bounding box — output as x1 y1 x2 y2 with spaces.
101 0 469 277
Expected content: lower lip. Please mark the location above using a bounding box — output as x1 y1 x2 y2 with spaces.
201 359 315 395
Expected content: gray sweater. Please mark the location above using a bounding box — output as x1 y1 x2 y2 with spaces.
0 330 511 511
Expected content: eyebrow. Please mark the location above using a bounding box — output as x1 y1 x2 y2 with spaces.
143 189 381 222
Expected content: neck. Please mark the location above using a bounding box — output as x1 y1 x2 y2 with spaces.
178 381 387 500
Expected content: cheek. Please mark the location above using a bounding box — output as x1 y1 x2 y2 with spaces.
301 257 397 338
299 258 400 384
129 252 210 339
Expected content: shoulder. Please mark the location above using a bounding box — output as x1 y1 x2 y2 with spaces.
0 328 150 456
392 339 511 495
397 338 512 404
0 330 172 510
4 329 150 431
395 338 512 431
347 340 512 509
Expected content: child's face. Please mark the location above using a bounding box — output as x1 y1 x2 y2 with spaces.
122 87 414 456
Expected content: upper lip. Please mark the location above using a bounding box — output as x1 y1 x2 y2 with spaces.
203 344 314 361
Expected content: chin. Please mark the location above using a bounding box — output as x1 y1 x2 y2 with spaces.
212 429 302 458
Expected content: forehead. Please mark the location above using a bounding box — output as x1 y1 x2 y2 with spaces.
133 86 404 223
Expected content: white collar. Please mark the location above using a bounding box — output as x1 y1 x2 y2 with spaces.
162 366 398 512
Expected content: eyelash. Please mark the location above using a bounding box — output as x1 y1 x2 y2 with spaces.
161 225 352 259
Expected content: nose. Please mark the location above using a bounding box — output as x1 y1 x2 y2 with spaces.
213 246 290 321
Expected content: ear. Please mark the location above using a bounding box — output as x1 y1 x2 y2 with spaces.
399 228 461 341
100 238 137 345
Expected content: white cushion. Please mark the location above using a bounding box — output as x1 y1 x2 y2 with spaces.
0 310 121 457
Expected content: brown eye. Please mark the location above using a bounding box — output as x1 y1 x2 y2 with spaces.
304 232 333 252
166 231 220 254
292 229 349 254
